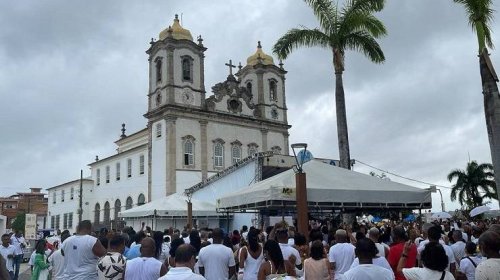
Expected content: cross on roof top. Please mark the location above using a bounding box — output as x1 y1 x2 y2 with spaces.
225 59 236 76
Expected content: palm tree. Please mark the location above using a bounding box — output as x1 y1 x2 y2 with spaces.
453 0 500 205
447 161 497 209
273 0 387 169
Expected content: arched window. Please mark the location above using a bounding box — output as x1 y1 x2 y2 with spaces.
271 146 282 155
125 197 133 210
94 203 100 225
183 136 195 167
114 199 121 220
231 140 242 165
213 139 225 168
269 79 277 101
104 201 110 225
246 82 252 95
247 143 259 156
181 56 193 81
138 194 146 206
155 59 162 82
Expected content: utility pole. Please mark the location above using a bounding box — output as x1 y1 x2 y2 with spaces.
78 170 83 223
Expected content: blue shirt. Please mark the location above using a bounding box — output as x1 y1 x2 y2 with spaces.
124 244 141 260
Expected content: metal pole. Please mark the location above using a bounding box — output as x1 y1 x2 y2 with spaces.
187 201 193 229
295 172 308 239
78 170 83 223
437 189 445 212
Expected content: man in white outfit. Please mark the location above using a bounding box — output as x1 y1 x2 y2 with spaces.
61 220 107 280
125 237 167 280
48 230 71 280
329 229 356 280
159 244 206 280
198 228 236 280
342 238 394 280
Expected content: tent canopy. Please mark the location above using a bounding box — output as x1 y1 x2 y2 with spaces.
218 160 432 211
120 193 218 218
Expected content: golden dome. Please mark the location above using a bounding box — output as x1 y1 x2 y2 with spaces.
159 14 193 41
247 41 275 66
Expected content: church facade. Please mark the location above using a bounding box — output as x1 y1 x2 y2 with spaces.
47 15 291 230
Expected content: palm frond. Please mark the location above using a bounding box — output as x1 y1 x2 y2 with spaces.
303 0 339 34
342 31 385 63
453 0 495 49
343 0 385 15
447 169 465 182
273 28 331 60
340 11 387 38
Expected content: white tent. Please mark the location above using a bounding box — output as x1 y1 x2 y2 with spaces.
218 160 432 211
119 193 218 218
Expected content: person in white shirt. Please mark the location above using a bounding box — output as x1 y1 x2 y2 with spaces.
48 230 71 280
158 244 206 280
368 227 389 258
458 242 482 280
418 225 456 275
125 237 167 280
400 241 455 280
451 230 466 265
328 229 356 280
198 228 236 280
0 234 15 279
61 220 107 280
10 230 26 280
342 238 394 280
274 223 302 276
474 231 500 280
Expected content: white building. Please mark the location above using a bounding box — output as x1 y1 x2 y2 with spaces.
47 15 290 231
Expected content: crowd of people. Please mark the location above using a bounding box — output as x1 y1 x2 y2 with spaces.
0 217 498 280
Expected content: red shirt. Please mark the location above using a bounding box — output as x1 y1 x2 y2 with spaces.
387 241 417 280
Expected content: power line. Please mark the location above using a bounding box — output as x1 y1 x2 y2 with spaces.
355 159 452 190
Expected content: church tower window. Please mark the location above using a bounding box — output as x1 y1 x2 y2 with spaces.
138 194 146 206
269 79 277 101
213 139 225 168
155 58 162 83
61 189 65 202
52 192 56 204
70 187 74 200
125 197 133 210
181 56 193 82
182 135 195 167
94 203 100 224
104 201 110 225
156 123 162 138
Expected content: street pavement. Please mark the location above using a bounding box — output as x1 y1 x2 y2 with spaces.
18 262 31 280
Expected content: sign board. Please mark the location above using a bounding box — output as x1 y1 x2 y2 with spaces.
25 214 37 240
269 216 293 227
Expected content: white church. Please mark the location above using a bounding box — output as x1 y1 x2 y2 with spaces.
47 15 292 232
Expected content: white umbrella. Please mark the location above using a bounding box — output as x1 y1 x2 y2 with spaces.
431 212 452 219
470 205 491 217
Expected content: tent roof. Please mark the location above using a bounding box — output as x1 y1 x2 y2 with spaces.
120 193 218 218
218 160 432 211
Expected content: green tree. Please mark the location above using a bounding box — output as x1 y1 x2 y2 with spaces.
273 0 387 169
447 161 497 209
11 212 26 233
453 0 500 205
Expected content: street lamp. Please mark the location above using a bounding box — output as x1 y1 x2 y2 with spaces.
429 185 445 212
291 143 308 238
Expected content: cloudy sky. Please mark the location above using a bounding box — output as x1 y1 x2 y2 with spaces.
0 0 498 212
